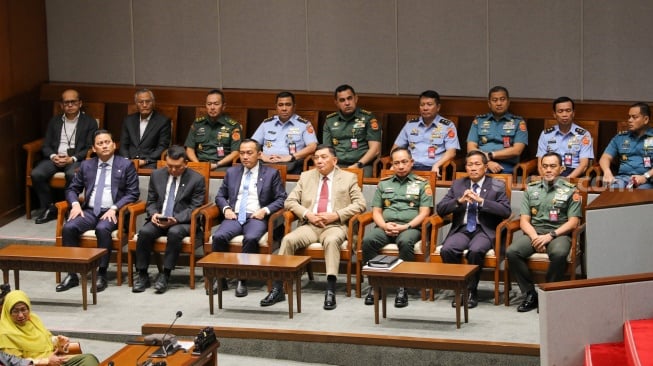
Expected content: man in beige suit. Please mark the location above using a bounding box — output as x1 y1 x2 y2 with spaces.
260 145 366 310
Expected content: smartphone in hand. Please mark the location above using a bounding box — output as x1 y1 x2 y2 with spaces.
158 216 170 223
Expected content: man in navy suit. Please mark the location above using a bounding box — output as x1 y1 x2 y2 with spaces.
59 130 139 292
119 88 171 168
210 139 287 297
132 145 206 294
32 89 98 224
436 150 511 308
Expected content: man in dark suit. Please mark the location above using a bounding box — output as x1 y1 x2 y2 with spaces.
32 89 98 224
436 150 511 308
132 145 206 294
119 88 171 168
59 130 139 292
210 139 287 297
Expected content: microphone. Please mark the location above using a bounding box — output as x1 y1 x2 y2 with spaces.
153 311 183 358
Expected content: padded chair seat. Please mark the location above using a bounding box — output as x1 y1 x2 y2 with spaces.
53 172 65 179
528 251 575 263
132 233 192 245
81 230 119 239
306 240 349 251
228 233 269 248
380 240 423 255
434 244 496 258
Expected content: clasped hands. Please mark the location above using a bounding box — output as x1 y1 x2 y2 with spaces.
262 154 292 163
152 213 177 228
306 211 338 228
382 222 409 237
223 208 266 221
457 189 483 206
530 233 554 253
52 155 72 168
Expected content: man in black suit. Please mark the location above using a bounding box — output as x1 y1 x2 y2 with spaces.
210 139 287 296
119 88 171 168
132 145 206 294
32 89 98 224
436 150 511 308
59 130 139 292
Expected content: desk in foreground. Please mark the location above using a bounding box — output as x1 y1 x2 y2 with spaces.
0 244 106 310
100 341 219 366
197 252 311 319
363 262 478 328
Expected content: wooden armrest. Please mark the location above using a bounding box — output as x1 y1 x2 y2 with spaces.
199 203 220 238
127 201 147 238
429 214 453 255
493 213 515 255
23 138 44 152
283 211 299 234
116 202 137 241
267 208 286 246
23 139 44 175
570 222 586 255
54 201 70 240
355 212 375 255
513 158 538 184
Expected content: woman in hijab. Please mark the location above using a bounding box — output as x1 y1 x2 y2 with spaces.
0 290 98 366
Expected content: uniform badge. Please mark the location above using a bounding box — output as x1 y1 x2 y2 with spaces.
481 136 488 144
334 121 339 127
572 190 581 202
582 136 590 145
384 199 391 207
622 154 628 161
409 142 415 150
447 128 455 138
370 119 379 130
409 201 415 207
232 130 240 141
519 121 527 131
265 141 272 148
332 138 339 145
198 144 203 151
306 124 315 134
531 207 538 215
424 184 433 197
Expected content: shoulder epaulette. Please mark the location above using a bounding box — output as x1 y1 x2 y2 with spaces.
407 117 419 123
379 175 393 181
413 174 427 181
527 180 541 186
297 116 310 124
360 109 373 115
544 127 555 133
618 130 629 135
439 118 452 126
194 116 205 123
575 127 587 135
513 114 524 121
262 116 274 123
560 180 576 188
476 113 491 119
226 118 239 126
326 112 337 119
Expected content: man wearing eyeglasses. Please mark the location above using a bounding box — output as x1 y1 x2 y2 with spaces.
361 147 433 308
119 88 171 169
436 150 511 308
32 89 98 224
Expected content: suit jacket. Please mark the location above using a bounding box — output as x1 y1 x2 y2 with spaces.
436 176 511 241
285 167 366 225
216 162 287 215
42 112 98 162
146 166 205 224
119 111 171 163
66 156 140 210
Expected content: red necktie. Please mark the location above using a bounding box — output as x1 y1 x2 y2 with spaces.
317 176 329 213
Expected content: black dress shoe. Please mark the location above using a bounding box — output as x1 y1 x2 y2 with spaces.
235 280 248 297
394 287 408 308
364 287 375 306
132 274 150 293
260 287 285 307
93 275 108 293
517 291 538 312
154 274 169 294
35 205 57 224
206 278 229 295
467 290 478 309
324 290 337 310
451 294 464 308
56 273 79 292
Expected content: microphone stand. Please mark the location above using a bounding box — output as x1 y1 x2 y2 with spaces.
150 311 183 359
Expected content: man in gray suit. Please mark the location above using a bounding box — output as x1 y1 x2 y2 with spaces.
260 145 366 310
119 88 171 168
132 145 206 294
436 150 511 308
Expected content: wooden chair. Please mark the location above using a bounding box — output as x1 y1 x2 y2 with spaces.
194 106 248 137
126 161 211 289
52 159 136 286
513 119 599 185
372 115 460 181
127 104 178 144
283 167 364 297
429 173 513 305
24 102 105 219
200 164 288 257
355 170 438 298
503 177 589 306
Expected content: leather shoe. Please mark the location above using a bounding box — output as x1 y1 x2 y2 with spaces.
467 290 478 309
132 274 150 293
35 205 57 224
517 291 538 312
260 286 285 307
235 280 248 297
206 278 229 295
364 287 376 306
323 290 337 310
56 274 79 292
394 287 408 308
93 275 108 293
154 274 169 294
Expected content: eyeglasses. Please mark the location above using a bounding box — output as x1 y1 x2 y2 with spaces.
10 307 29 315
61 100 80 106
137 99 153 105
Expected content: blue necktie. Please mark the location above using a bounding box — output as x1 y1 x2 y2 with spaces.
163 177 177 217
238 170 251 224
93 162 108 216
466 183 480 232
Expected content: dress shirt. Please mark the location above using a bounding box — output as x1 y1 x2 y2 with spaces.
89 156 115 211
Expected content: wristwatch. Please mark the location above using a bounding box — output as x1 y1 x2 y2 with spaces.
488 152 494 161
290 154 296 162
356 161 364 168
549 231 558 238
644 172 651 181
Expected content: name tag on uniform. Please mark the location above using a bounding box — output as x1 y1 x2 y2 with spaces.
503 136 511 148
351 138 358 149
217 146 224 157
428 146 436 159
564 153 573 166
645 156 651 168
549 209 559 222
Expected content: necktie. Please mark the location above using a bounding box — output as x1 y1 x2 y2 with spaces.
163 177 177 217
93 162 108 216
466 183 480 232
238 170 251 224
317 176 329 213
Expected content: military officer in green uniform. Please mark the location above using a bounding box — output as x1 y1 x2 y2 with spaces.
467 86 528 174
506 152 582 313
361 147 433 307
185 89 242 170
323 84 381 177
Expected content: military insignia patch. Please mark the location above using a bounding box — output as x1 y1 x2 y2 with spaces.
232 130 240 141
481 136 488 144
519 121 527 131
572 190 581 202
306 124 314 134
582 136 590 145
332 138 339 145
531 207 538 215
384 199 391 207
370 119 379 130
424 184 433 196
447 128 455 138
